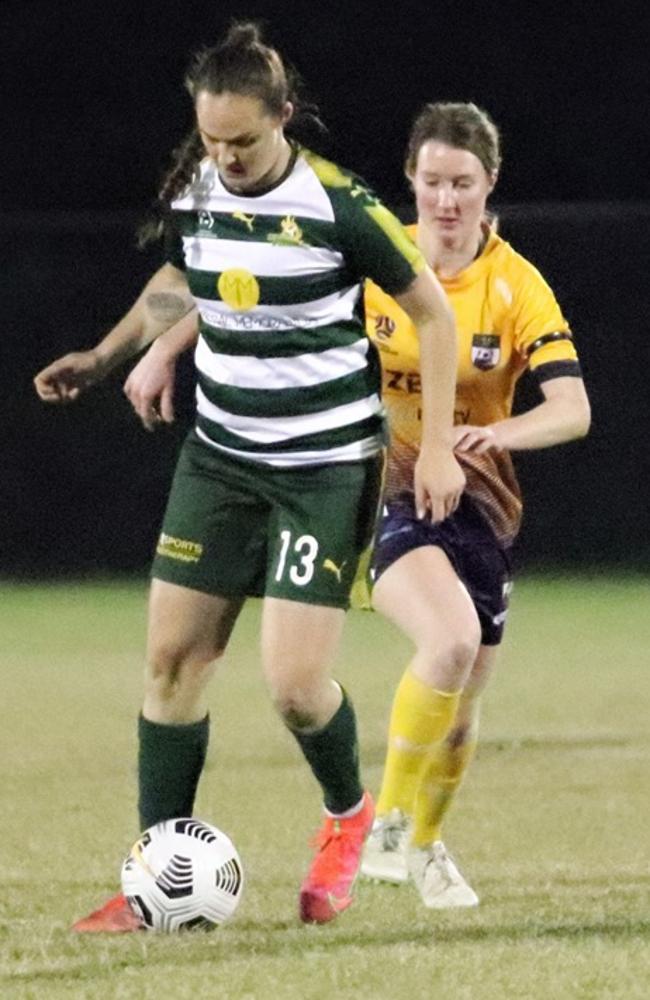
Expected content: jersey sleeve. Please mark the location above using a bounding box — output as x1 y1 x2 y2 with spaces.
339 181 425 295
512 261 581 379
163 212 186 271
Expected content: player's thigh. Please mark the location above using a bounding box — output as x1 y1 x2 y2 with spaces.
261 596 345 685
147 578 244 668
264 455 384 610
151 433 269 599
372 544 481 652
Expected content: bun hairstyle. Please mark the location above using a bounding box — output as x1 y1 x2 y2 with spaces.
185 21 290 116
139 20 325 244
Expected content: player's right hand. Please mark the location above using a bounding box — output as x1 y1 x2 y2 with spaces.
123 340 177 432
33 350 104 403
414 444 466 522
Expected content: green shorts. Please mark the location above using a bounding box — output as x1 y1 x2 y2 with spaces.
151 431 384 609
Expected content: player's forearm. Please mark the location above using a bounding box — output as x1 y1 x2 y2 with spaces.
395 267 459 453
416 310 458 452
148 309 200 363
94 266 194 373
492 388 591 450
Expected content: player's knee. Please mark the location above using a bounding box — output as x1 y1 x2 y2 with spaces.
146 641 223 699
447 632 481 673
418 629 480 684
271 687 321 731
279 704 320 731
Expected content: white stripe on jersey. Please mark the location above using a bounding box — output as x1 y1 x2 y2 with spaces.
195 385 383 443
195 335 369 390
194 285 361 332
181 236 344 276
172 156 336 222
195 425 382 467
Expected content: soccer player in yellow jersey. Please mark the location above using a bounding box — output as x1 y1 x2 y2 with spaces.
360 102 591 907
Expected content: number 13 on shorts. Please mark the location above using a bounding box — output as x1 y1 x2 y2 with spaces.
274 530 320 586
266 455 384 609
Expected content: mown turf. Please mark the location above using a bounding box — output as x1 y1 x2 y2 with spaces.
1 575 649 999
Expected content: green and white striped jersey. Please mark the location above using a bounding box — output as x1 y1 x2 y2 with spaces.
168 145 424 467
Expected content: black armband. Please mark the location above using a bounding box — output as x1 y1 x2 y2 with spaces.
533 360 583 383
525 330 573 357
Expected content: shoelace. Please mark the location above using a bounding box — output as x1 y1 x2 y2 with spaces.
381 816 409 852
311 819 341 851
310 820 364 879
425 844 459 887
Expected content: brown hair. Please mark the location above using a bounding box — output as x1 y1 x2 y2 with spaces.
185 20 290 117
140 20 323 244
405 101 501 178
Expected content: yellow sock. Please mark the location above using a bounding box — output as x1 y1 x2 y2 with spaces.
411 708 479 847
376 670 460 817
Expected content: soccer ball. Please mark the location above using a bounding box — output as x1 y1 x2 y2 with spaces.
121 817 244 931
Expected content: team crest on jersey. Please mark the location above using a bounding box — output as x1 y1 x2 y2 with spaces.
471 334 501 370
217 268 260 311
374 315 396 341
267 215 304 246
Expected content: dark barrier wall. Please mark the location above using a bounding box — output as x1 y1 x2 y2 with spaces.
3 203 649 576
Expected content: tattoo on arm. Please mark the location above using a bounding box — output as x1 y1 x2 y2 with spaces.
145 292 192 325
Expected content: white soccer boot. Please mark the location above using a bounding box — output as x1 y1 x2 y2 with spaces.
409 840 479 908
360 808 411 884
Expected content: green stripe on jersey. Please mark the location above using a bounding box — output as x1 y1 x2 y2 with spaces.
173 209 341 247
199 319 365 358
198 358 380 419
195 413 384 455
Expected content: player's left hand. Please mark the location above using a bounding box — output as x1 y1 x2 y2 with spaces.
414 445 465 522
453 424 502 454
124 340 177 432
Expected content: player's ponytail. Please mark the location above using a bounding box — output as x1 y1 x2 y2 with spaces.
137 129 204 247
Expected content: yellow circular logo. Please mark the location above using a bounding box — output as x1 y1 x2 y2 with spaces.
217 268 260 311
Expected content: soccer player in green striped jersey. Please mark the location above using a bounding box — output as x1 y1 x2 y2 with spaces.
34 21 464 930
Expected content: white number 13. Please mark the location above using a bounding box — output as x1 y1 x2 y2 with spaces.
274 530 319 586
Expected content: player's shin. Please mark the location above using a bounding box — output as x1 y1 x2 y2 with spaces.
376 670 461 818
412 702 480 846
138 714 209 829
287 687 363 813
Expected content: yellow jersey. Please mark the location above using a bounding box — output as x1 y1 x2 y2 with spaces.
365 226 581 546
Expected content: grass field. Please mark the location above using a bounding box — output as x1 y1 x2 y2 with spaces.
2 575 649 999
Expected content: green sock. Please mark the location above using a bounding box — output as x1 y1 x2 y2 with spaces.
289 690 363 814
137 714 209 830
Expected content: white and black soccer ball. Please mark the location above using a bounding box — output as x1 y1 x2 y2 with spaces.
121 817 244 931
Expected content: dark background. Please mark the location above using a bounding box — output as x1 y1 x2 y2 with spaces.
2 0 649 576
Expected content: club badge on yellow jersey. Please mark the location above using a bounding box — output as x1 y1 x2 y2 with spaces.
471 334 501 370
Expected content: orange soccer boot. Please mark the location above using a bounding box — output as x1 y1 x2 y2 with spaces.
72 892 143 933
299 791 374 924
